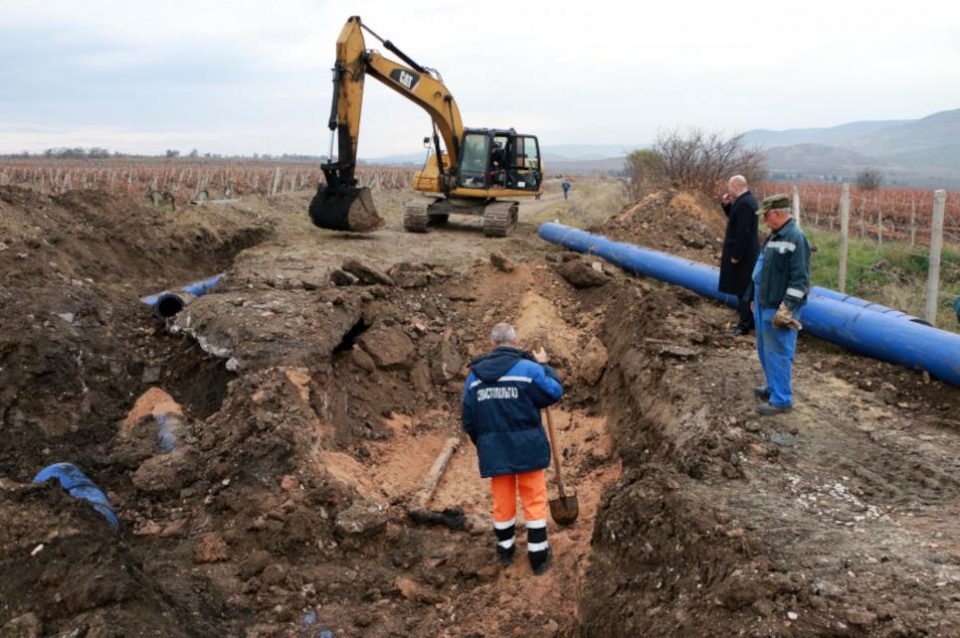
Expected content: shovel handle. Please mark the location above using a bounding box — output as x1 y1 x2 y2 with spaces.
543 407 567 499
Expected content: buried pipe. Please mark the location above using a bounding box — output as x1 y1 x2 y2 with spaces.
140 273 224 320
32 462 119 530
538 222 960 388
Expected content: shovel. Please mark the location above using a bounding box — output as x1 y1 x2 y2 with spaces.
543 407 579 525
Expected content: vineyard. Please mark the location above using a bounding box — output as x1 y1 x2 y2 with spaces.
757 182 960 244
0 158 416 207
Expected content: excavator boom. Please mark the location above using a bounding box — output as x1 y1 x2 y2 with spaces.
309 16 463 232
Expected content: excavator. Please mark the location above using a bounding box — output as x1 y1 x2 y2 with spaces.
309 16 543 236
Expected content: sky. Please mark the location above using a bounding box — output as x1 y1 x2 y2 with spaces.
1 0 958 158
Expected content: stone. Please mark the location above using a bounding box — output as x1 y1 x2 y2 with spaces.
330 269 359 286
489 251 515 273
193 532 229 563
261 563 287 586
142 365 162 385
352 346 377 373
388 262 432 288
238 550 272 580
134 520 163 536
845 609 877 626
658 345 698 359
281 475 300 491
430 340 464 384
359 326 415 369
579 336 608 385
558 259 609 288
394 577 443 604
410 360 432 394
334 500 388 541
133 450 198 494
342 260 395 286
160 518 191 538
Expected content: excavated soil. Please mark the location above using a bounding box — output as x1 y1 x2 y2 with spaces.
1 183 959 637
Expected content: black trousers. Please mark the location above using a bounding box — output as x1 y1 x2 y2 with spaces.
736 294 754 330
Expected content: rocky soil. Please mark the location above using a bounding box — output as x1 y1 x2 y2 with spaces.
1 182 958 637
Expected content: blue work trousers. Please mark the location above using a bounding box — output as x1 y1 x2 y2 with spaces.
754 303 799 408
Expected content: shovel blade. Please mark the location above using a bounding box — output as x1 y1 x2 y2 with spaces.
308 184 384 233
549 495 579 525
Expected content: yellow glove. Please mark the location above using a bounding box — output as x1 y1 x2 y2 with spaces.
772 302 803 330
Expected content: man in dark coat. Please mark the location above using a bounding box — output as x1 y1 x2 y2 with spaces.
462 323 564 575
719 175 760 335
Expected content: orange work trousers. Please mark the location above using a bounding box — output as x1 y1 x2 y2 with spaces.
491 469 548 525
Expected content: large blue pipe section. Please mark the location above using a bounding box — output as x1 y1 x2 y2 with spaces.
811 287 926 324
538 222 960 388
33 463 120 530
140 273 224 319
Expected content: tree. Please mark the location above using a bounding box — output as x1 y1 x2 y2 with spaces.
188 148 199 158
625 149 666 198
653 127 767 195
165 149 180 158
855 169 882 191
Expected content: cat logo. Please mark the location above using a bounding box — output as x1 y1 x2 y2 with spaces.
390 69 420 92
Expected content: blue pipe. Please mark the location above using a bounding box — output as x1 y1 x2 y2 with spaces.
810 287 927 324
140 273 224 319
33 463 119 530
538 223 960 388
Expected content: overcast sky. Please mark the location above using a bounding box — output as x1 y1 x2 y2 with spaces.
1 0 958 158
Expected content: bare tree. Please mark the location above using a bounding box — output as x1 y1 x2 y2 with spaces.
855 169 883 191
653 128 767 195
625 149 666 198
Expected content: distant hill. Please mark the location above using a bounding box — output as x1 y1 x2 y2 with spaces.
744 108 960 188
742 120 906 149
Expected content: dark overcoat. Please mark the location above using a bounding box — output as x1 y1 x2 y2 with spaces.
718 190 760 296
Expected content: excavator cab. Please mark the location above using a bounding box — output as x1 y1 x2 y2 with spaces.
457 129 542 192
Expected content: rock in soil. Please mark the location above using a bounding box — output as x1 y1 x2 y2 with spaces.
489 251 515 272
559 259 609 288
342 259 395 286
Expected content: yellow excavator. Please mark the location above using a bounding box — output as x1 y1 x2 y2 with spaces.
309 16 544 236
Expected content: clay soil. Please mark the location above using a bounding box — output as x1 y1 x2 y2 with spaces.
1 182 959 637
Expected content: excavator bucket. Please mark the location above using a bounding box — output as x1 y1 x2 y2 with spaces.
308 184 384 233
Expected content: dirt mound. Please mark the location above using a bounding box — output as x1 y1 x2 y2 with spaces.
599 189 727 261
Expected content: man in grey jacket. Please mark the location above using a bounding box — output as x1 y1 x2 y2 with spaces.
744 194 811 415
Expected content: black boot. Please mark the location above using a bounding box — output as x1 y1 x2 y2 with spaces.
494 521 516 566
529 547 551 576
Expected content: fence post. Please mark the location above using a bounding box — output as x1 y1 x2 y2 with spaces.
924 190 946 325
877 198 883 245
859 195 867 239
792 184 801 227
839 183 850 294
910 197 917 247
271 167 282 196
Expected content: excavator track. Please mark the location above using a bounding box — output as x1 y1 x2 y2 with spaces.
482 201 519 237
403 197 437 233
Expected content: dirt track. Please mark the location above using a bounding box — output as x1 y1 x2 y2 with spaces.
1 183 959 637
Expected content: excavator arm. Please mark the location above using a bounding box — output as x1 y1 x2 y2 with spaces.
310 16 464 232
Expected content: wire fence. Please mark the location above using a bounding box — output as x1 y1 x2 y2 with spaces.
756 182 960 246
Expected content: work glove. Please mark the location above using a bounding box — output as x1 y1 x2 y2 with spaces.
772 302 802 330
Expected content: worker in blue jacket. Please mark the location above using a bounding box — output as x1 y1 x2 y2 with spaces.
744 194 811 415
462 323 564 575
